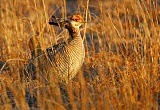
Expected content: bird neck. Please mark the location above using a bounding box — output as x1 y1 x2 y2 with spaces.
68 26 81 39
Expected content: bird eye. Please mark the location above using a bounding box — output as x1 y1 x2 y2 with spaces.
74 19 78 21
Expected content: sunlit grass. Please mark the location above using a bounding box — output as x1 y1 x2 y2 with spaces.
0 0 159 109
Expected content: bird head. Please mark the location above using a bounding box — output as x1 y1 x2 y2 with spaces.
70 15 86 28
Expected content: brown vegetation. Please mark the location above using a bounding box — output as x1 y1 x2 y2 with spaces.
0 0 159 109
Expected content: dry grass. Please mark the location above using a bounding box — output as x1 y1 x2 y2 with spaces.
0 0 160 109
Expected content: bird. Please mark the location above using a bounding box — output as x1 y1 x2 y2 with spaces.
28 15 85 84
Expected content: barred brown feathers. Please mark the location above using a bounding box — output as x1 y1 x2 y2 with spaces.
28 15 85 84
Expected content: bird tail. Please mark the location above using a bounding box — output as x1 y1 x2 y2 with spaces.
28 37 53 83
28 36 44 58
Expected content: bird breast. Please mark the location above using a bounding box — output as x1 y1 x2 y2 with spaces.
51 37 85 83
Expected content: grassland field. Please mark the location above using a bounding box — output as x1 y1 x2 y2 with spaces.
0 0 160 109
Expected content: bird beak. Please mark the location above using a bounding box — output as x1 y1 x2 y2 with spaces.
81 20 87 23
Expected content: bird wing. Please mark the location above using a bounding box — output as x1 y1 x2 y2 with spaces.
46 42 66 62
